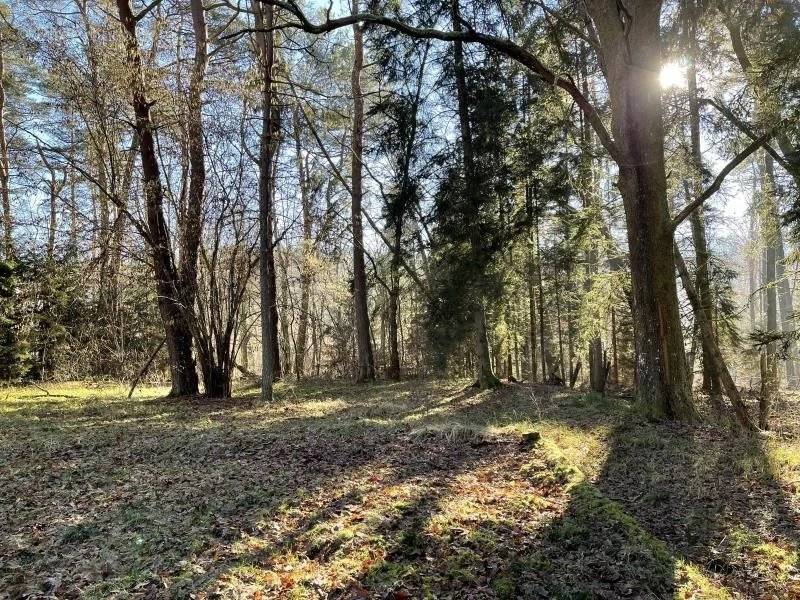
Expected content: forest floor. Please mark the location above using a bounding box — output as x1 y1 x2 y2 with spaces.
1 379 799 599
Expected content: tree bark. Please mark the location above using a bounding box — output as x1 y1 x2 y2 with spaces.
775 224 796 387
387 225 402 380
252 0 278 400
535 207 548 381
685 0 723 403
116 0 198 397
184 0 209 390
292 110 312 379
451 0 498 389
585 0 695 419
761 153 779 429
350 0 375 382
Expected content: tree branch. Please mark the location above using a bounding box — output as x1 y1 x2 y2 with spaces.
671 131 772 232
702 97 795 175
251 0 620 162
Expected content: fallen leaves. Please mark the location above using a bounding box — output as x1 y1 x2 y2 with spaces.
1 381 798 598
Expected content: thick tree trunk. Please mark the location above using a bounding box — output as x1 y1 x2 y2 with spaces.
586 0 695 419
202 363 232 399
116 0 198 397
451 0 499 389
589 339 606 394
350 0 375 382
183 0 209 390
474 306 499 388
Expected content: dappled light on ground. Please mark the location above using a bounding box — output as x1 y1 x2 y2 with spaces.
1 380 799 598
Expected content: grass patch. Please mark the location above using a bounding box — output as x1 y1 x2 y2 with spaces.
1 379 797 598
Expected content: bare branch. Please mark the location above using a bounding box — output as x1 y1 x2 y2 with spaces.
671 131 772 231
245 0 620 162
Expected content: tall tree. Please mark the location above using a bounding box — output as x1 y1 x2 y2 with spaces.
451 0 499 389
292 107 313 379
252 0 279 399
350 0 375 382
684 0 722 403
0 24 11 259
115 0 199 397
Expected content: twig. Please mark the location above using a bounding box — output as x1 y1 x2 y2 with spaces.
128 338 166 399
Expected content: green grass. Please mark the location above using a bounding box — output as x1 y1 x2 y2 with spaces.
1 379 798 598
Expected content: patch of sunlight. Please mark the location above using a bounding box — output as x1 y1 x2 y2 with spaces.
536 421 610 476
751 542 799 582
766 439 800 488
1 382 167 402
400 388 494 423
230 533 272 556
282 398 349 418
674 560 733 599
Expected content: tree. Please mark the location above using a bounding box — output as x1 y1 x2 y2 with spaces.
251 0 279 400
115 0 199 397
350 0 375 382
258 0 706 417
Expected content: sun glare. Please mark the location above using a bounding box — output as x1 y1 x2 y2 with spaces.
659 60 687 89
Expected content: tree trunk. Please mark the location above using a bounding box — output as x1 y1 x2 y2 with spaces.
451 0 499 389
116 0 198 397
386 218 402 380
252 0 277 401
774 217 796 387
474 306 499 388
278 251 292 377
586 0 695 419
675 246 757 430
761 152 779 429
293 108 312 379
202 364 232 400
611 307 619 384
183 0 209 389
589 338 606 394
527 250 538 382
748 210 757 332
0 31 11 259
685 0 723 403
350 0 375 382
535 210 548 381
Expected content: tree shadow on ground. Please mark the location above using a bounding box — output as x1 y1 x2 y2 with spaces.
2 380 798 598
331 386 799 598
0 380 497 598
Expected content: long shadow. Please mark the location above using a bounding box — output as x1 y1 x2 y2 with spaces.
587 413 799 597
331 386 799 598
3 381 797 598
0 379 502 598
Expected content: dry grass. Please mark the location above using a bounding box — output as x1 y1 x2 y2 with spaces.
1 379 798 598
